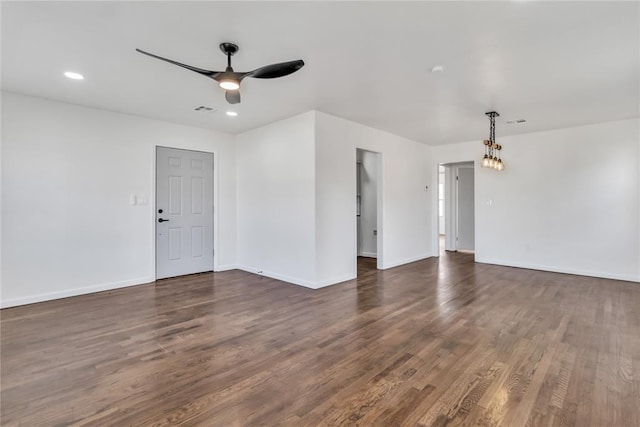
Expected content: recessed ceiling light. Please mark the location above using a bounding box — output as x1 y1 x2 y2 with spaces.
431 65 444 73
506 119 527 124
64 71 84 80
226 111 238 117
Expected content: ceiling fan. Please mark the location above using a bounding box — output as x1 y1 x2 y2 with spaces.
136 43 305 104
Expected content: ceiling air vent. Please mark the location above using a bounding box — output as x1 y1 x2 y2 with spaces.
194 106 216 112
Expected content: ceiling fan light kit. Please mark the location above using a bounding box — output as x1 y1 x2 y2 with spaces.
136 42 304 105
481 111 505 171
219 80 240 90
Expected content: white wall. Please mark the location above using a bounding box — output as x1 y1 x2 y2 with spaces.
236 111 433 289
315 111 433 279
314 113 356 285
1 92 237 307
235 112 317 286
358 150 378 257
431 118 640 282
6 92 630 309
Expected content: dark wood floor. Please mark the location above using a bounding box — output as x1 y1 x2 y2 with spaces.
2 252 639 426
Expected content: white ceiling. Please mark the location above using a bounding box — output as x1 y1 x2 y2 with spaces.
2 1 638 145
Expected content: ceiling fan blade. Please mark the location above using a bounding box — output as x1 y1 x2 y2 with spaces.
136 49 221 78
225 90 241 104
247 60 305 79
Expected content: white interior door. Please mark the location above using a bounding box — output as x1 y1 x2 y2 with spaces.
456 167 475 251
156 147 214 279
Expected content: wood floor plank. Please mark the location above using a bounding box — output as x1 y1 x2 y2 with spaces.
1 253 639 426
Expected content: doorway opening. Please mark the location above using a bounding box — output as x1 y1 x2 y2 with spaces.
440 162 475 255
438 165 445 254
356 148 382 276
155 146 215 280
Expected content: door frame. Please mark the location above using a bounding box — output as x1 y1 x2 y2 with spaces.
452 162 475 251
152 145 218 280
354 147 383 273
432 159 476 258
443 164 457 251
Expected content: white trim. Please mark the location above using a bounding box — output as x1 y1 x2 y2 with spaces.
444 165 457 251
235 266 356 289
358 252 378 258
314 273 357 288
475 257 640 283
0 276 154 309
235 265 318 289
214 264 237 272
383 254 434 270
376 151 384 269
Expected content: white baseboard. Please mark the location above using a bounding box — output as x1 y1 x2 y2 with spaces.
383 253 434 270
358 252 377 258
314 273 356 288
0 276 154 309
235 266 356 289
0 267 358 308
214 264 237 272
475 257 640 283
235 265 318 289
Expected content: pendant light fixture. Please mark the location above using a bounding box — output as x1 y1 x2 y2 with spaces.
481 111 505 171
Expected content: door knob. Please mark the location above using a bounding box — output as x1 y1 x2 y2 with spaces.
158 218 170 223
